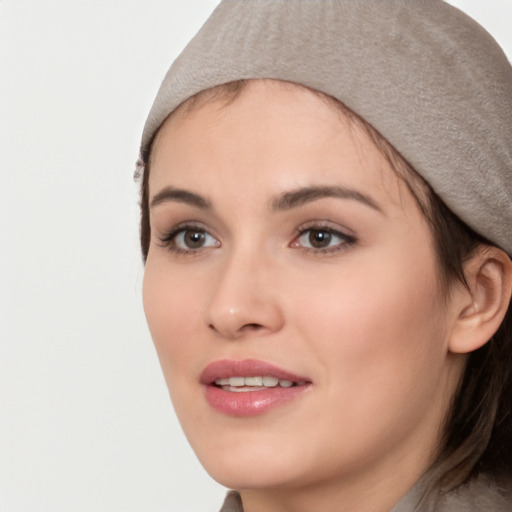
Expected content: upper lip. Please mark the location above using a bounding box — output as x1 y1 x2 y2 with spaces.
200 359 310 385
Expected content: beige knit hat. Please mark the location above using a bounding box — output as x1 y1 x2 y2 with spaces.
140 0 512 255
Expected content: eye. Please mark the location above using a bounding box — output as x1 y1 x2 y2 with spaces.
291 225 356 253
159 224 219 253
175 229 217 249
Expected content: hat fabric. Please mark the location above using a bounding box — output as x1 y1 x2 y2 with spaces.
141 0 512 255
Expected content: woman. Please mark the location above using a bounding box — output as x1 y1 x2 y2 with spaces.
137 1 512 511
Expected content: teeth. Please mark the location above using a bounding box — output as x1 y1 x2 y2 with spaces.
262 376 279 387
229 377 245 387
214 376 298 388
244 376 263 386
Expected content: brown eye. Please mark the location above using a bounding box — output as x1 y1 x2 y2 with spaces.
183 229 206 248
164 226 219 252
294 226 354 253
308 229 332 248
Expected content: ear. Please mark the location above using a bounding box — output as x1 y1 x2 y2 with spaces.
449 246 512 354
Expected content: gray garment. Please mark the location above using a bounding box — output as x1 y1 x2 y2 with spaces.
140 0 512 255
219 491 243 512
218 474 512 511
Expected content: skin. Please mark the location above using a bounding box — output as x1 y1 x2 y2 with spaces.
143 80 469 512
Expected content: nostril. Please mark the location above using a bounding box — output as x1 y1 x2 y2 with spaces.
242 323 263 331
208 322 264 336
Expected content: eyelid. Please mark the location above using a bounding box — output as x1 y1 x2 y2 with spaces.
294 219 355 236
290 221 357 254
157 222 220 254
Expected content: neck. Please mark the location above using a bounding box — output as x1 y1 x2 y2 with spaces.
238 443 436 512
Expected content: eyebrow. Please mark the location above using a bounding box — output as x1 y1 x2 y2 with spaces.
150 184 383 214
271 185 384 213
150 186 212 210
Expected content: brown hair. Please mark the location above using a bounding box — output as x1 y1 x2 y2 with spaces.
137 79 512 488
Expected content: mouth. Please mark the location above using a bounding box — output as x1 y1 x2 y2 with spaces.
200 359 312 416
213 375 307 392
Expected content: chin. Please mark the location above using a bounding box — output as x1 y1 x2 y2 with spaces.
188 431 309 490
203 458 303 491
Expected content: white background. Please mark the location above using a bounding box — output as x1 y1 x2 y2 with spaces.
1 1 511 511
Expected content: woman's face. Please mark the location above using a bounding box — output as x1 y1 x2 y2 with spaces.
143 81 464 499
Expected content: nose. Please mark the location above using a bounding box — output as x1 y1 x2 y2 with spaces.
205 251 285 340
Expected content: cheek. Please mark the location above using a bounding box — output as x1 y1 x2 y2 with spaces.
285 258 450 460
293 250 448 403
299 260 441 336
142 257 205 385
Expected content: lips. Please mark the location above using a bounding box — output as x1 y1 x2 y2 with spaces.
200 359 311 416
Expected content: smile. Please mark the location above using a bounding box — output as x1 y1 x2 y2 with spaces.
201 359 311 416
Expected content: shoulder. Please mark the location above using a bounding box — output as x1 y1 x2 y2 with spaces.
435 474 512 512
217 477 512 512
392 472 511 512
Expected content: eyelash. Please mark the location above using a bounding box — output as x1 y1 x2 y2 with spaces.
292 223 357 255
157 222 356 256
158 223 219 255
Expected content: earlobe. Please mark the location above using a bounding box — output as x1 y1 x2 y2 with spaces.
449 246 512 354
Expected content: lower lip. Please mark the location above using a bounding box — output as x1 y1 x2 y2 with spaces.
204 384 310 417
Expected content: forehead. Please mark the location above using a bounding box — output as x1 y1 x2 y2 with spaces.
148 80 419 215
